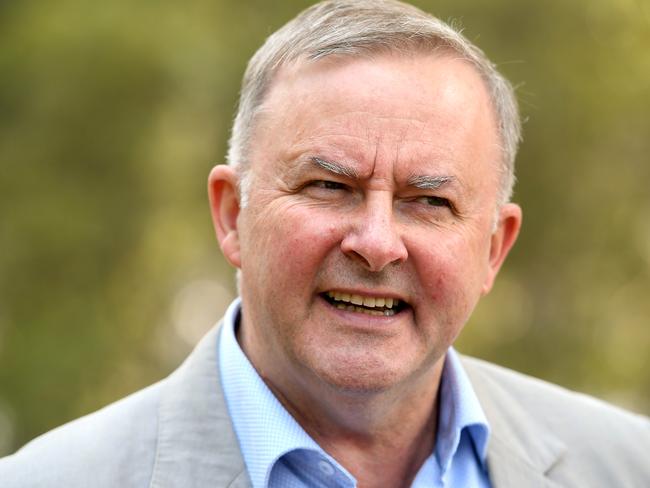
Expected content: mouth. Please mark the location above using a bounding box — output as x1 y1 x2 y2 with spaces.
321 291 408 317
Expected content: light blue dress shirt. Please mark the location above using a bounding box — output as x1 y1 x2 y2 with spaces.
219 298 491 487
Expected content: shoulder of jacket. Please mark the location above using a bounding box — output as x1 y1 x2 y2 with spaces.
461 354 650 462
0 380 164 488
461 355 650 486
461 354 648 427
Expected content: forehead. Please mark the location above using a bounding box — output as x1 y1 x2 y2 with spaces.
251 52 501 184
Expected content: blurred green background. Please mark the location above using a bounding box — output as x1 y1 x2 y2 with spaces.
1 0 649 455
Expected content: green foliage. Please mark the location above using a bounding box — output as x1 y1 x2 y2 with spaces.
1 0 648 454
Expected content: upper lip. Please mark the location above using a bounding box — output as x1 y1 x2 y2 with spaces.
322 289 409 307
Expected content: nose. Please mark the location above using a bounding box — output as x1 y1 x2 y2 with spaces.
340 192 408 272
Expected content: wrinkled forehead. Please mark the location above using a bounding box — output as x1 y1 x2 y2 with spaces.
252 51 500 161
252 50 498 143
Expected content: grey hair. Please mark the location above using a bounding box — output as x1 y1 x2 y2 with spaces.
227 0 521 207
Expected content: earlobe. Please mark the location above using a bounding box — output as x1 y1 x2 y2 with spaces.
481 203 522 294
208 164 242 268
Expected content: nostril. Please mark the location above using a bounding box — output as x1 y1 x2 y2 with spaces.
341 235 407 272
345 249 372 269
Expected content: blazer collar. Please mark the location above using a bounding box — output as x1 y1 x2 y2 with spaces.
461 356 566 488
149 325 252 488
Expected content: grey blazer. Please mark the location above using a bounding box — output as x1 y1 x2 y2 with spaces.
1 325 648 487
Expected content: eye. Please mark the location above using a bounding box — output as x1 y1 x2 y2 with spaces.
299 179 351 201
415 196 451 208
309 180 347 191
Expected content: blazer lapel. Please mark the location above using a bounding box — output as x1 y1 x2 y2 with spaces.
461 356 566 488
149 325 252 488
485 436 563 488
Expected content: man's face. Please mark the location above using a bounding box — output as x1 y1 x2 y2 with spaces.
213 53 520 394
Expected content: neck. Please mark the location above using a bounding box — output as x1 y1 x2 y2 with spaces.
251 346 443 487
265 364 442 488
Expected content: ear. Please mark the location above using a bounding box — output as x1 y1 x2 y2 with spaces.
208 164 242 268
481 203 522 295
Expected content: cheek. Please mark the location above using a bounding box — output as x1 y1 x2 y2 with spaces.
256 207 342 276
412 234 487 305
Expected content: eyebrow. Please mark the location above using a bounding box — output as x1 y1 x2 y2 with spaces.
309 156 455 189
406 174 455 190
310 157 358 179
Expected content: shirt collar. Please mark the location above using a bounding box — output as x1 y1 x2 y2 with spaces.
219 298 490 485
436 347 490 473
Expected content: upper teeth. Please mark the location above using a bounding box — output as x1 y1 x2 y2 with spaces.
326 291 399 309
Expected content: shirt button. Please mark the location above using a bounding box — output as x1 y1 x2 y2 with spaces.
318 459 335 476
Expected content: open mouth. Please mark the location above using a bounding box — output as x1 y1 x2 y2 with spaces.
322 291 407 316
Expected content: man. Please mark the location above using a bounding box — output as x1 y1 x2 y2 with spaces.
1 1 648 487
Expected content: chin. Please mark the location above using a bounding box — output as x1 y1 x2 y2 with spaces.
304 347 429 396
